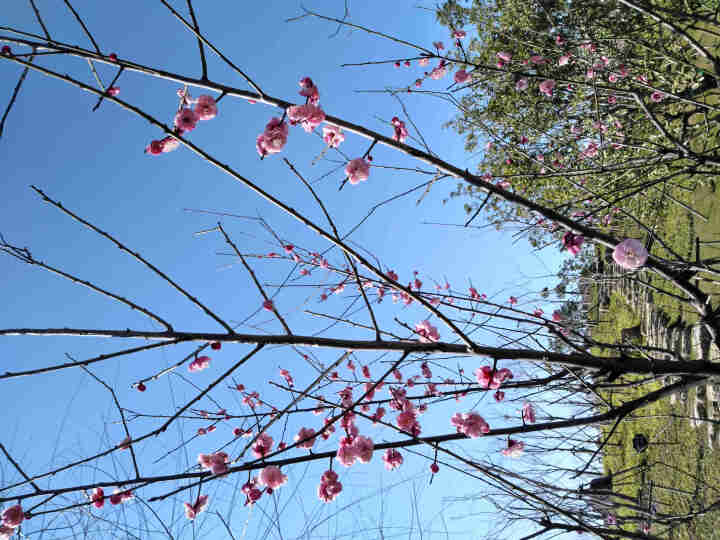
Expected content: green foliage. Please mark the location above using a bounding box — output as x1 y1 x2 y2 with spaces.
438 0 720 250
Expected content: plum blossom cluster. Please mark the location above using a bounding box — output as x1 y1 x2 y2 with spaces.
475 366 513 389
255 76 325 157
198 451 229 475
415 320 440 343
317 470 343 503
145 91 217 155
91 487 133 509
451 411 490 438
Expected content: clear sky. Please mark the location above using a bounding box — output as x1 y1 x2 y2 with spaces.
0 1 573 538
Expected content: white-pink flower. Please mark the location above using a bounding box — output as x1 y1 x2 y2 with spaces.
522 402 536 424
256 117 289 157
322 125 345 148
184 494 209 520
258 465 288 489
501 439 524 458
198 452 229 475
252 432 274 458
515 78 529 91
539 79 556 96
454 69 470 84
174 108 199 133
451 412 489 438
613 239 648 270
391 116 409 143
188 355 211 373
353 435 374 463
496 51 512 63
382 448 403 470
345 158 370 185
317 470 342 502
194 95 218 121
287 103 326 132
294 427 316 449
415 320 440 343
429 63 447 80
298 77 320 104
558 54 571 66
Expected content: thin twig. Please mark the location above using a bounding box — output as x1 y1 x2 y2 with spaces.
217 223 292 335
185 0 207 80
0 53 33 139
30 186 234 333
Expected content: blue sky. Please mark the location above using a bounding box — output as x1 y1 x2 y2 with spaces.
0 1 575 538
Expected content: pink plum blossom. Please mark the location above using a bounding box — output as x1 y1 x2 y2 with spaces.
612 239 648 270
262 299 274 311
539 79 556 96
515 78 529 91
418 58 429 67
345 158 370 185
256 117 289 157
522 402 536 424
194 95 218 120
145 140 164 155
496 51 512 63
494 390 505 402
287 103 325 132
258 466 288 489
160 135 180 153
650 91 665 102
188 355 211 373
454 70 470 84
91 487 105 509
382 449 404 470
353 435 374 463
107 86 120 97
561 232 584 256
318 470 343 502
391 116 409 143
558 55 571 66
433 41 444 50
198 452 229 475
298 77 320 104
415 320 440 343
294 427 316 449
451 412 489 438
322 125 344 147
252 432 274 458
1 506 23 529
174 108 199 132
501 439 525 457
475 366 514 389
429 62 447 80
453 30 466 39
184 494 209 520
0 525 14 539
